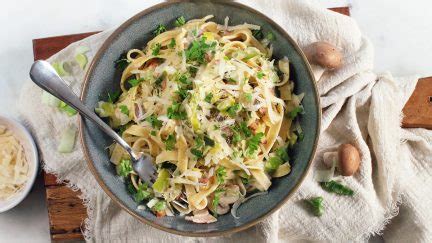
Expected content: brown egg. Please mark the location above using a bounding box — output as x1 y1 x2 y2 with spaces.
304 41 343 70
338 143 360 176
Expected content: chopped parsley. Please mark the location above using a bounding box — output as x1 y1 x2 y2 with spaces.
191 148 203 158
153 24 166 35
169 38 176 48
174 16 186 27
226 103 242 117
252 29 264 40
265 156 283 173
306 197 324 217
275 146 290 161
244 93 252 102
178 74 191 85
231 122 252 144
185 37 216 64
154 75 164 86
152 43 162 56
163 134 176 151
204 136 215 147
266 32 275 41
134 182 152 202
107 90 121 103
245 132 264 157
152 200 166 212
287 106 304 119
59 101 77 116
176 87 190 101
257 71 265 79
215 166 227 184
204 93 213 103
128 78 144 87
320 180 354 196
114 53 129 71
119 105 129 116
117 159 133 177
227 78 238 83
145 115 163 129
167 102 187 120
212 188 225 216
150 130 157 136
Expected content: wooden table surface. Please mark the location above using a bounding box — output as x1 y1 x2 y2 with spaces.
32 6 432 241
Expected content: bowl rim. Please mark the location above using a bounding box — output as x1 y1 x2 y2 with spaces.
0 116 39 213
80 0 321 237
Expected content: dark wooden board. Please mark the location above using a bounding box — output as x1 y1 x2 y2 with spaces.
402 77 432 129
34 7 431 241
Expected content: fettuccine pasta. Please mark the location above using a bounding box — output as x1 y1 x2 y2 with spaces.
96 15 304 222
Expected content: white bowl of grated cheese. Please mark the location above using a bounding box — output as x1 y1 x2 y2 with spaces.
0 116 39 213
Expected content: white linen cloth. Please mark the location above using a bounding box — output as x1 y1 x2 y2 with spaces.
17 0 432 242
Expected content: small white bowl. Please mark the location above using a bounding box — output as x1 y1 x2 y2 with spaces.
0 116 39 213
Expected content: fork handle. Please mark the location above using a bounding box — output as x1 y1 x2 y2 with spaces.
29 60 137 158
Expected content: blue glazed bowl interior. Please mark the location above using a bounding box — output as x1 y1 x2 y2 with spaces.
81 1 320 236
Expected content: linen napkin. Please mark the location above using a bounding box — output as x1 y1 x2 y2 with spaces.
18 0 432 242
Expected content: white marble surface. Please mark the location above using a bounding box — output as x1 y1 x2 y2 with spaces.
0 0 431 242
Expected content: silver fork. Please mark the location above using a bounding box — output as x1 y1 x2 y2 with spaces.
29 60 156 185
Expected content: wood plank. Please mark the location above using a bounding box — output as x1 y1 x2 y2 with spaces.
33 31 100 61
34 7 352 241
46 186 87 241
402 77 432 129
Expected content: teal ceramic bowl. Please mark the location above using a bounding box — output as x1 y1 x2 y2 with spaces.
80 0 320 237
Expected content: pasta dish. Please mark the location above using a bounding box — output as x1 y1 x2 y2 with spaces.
96 15 304 222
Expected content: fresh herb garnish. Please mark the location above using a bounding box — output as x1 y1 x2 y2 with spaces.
152 200 166 212
265 32 275 41
119 105 129 116
215 166 227 184
176 87 190 101
239 122 252 137
275 146 290 161
134 182 152 202
320 180 354 196
231 121 252 144
167 102 187 120
107 90 121 103
118 159 133 177
245 132 264 157
118 125 127 136
150 130 157 136
204 136 215 147
191 148 203 158
212 188 225 216
146 115 163 129
252 29 264 40
178 74 191 85
152 43 162 56
163 134 176 151
257 71 265 79
185 37 216 64
153 24 166 35
174 16 186 27
226 103 242 117
204 93 213 103
168 38 176 48
59 101 77 116
128 78 144 87
227 78 237 83
114 53 130 71
306 197 324 217
154 74 164 87
188 66 198 77
287 106 304 119
244 93 252 102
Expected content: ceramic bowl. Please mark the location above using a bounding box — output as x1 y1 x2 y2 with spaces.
80 1 320 236
0 116 39 213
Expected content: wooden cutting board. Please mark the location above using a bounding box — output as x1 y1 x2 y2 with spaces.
32 6 431 242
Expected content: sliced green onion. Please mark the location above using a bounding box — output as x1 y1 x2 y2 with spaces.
59 101 77 116
153 169 170 193
57 126 77 153
41 91 60 107
51 62 68 76
75 53 88 70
